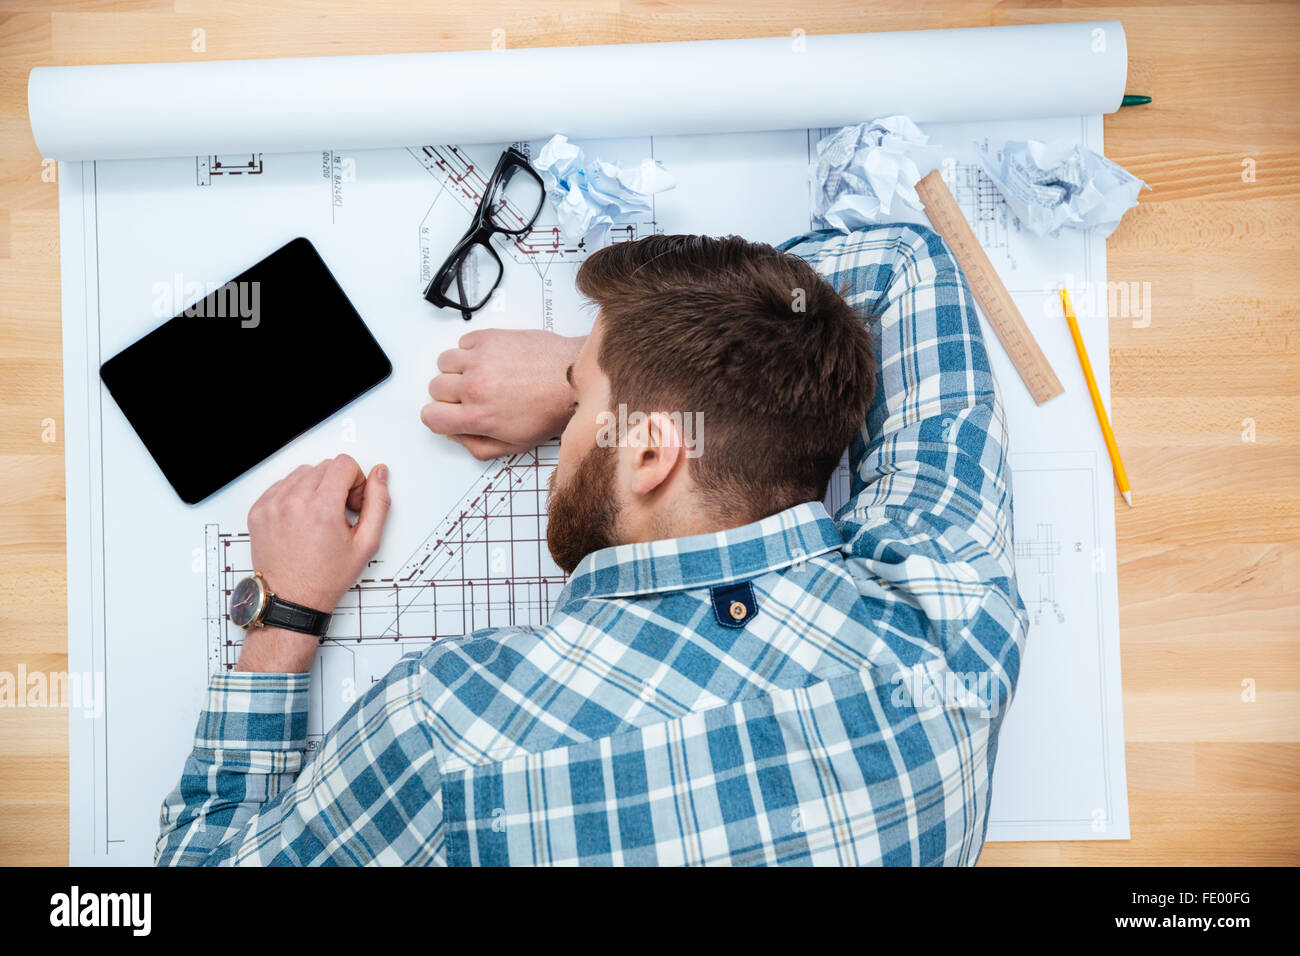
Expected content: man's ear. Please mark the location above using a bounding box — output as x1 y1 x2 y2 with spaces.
623 410 686 498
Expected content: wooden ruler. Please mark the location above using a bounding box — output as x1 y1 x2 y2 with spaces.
915 170 1064 405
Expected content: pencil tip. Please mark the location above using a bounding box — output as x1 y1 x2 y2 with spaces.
1121 491 1133 508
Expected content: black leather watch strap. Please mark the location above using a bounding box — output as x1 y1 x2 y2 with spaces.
262 595 332 639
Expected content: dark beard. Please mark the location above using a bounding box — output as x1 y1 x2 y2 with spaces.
546 443 620 575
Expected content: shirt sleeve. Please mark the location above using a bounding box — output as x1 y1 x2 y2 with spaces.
155 654 444 866
781 224 1028 714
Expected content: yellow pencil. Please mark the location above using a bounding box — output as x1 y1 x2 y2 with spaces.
1060 288 1133 508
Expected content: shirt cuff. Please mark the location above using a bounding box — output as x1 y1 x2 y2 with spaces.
194 671 310 754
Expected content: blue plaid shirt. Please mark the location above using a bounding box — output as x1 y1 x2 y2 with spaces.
157 224 1028 866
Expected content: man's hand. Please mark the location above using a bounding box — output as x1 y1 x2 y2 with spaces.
236 454 390 673
422 328 585 460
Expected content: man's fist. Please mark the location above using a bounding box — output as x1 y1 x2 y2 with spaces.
246 454 391 613
422 328 585 460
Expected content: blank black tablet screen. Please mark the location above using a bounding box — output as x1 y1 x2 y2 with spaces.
99 237 392 504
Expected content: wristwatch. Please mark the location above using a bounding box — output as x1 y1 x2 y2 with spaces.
228 571 332 640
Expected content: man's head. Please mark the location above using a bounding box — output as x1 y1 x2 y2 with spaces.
546 234 875 574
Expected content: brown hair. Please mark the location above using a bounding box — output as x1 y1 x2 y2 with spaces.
576 234 875 522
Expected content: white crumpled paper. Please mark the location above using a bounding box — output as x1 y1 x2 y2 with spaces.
810 116 941 232
533 134 676 246
974 139 1149 239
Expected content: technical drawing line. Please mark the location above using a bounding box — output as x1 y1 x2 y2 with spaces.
207 442 567 671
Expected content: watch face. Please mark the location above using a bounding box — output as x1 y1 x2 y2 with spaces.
229 576 265 628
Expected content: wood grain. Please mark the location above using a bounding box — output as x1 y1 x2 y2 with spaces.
1 0 1296 866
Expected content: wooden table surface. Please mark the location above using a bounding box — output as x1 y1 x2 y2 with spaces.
1 0 1297 866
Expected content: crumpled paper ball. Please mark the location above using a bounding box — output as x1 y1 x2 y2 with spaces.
533 134 676 246
974 139 1149 239
810 115 942 232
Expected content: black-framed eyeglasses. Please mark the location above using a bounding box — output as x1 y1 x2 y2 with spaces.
423 147 545 320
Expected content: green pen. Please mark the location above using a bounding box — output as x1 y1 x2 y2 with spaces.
1120 94 1152 107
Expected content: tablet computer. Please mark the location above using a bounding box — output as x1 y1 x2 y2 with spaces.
99 237 392 504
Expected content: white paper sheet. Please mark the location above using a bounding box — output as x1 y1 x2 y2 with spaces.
45 24 1130 864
